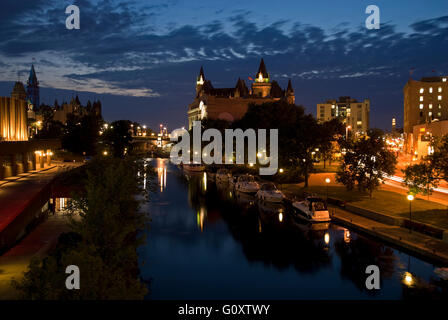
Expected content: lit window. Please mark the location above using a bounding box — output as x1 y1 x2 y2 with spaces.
439 104 442 109
439 87 442 93
438 95 442 100
429 104 433 109
420 96 424 101
443 78 447 82
420 88 424 93
438 112 442 117
419 104 424 109
429 87 433 93
429 112 432 116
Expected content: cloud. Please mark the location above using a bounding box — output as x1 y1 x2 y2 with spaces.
0 0 447 129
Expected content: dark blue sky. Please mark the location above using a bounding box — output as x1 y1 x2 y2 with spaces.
0 0 447 131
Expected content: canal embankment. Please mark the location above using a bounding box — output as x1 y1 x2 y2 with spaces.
0 163 80 254
280 181 448 265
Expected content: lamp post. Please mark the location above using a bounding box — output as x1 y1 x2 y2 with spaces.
346 126 351 141
279 168 284 190
407 194 414 233
325 178 331 201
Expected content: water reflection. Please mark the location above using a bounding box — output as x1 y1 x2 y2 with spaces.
140 159 448 300
156 158 167 192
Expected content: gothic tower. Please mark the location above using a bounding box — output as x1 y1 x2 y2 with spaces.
196 66 205 95
251 58 272 97
26 64 40 109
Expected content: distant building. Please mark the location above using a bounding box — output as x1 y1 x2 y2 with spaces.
316 96 370 135
412 120 448 160
403 76 448 153
53 96 102 125
26 64 40 110
187 58 295 129
0 95 28 141
0 82 59 179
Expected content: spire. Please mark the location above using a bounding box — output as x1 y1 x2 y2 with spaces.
255 58 269 82
28 64 38 86
287 79 294 92
197 66 205 85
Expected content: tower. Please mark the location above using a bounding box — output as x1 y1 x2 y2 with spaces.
286 79 295 104
252 58 272 97
26 64 39 110
196 66 205 95
11 81 27 101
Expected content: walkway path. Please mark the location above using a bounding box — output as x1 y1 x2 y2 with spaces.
0 214 70 299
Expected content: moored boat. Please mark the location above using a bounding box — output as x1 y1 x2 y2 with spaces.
292 196 331 223
234 174 260 194
256 182 284 203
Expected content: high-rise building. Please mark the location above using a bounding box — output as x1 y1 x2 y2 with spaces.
188 58 295 129
403 76 448 153
316 96 370 135
26 64 40 110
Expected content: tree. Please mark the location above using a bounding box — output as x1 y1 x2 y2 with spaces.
234 101 321 186
336 129 397 198
12 157 154 299
62 113 102 156
427 134 448 182
403 162 439 198
317 118 344 168
101 120 133 158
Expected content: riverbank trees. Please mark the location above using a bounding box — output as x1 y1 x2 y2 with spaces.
403 134 448 197
336 129 397 198
12 157 154 299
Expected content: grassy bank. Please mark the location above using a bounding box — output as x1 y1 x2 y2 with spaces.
283 184 448 230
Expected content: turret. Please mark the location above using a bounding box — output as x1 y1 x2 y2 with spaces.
196 66 205 94
252 58 272 97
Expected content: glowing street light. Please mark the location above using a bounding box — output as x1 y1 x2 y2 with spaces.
346 125 351 140
324 232 330 245
407 194 414 233
325 177 331 200
403 271 414 287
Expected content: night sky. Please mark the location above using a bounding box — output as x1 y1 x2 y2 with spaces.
0 0 447 131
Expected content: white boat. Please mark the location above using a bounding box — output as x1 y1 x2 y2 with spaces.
292 196 331 222
216 168 232 183
256 182 284 203
234 174 260 194
183 163 205 172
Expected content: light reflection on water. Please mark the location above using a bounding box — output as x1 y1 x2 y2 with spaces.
138 159 448 300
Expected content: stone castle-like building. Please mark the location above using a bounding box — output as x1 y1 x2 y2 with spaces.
187 58 295 129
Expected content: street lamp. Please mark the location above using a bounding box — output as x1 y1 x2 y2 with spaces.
407 194 414 233
279 168 284 190
346 125 351 141
325 177 331 201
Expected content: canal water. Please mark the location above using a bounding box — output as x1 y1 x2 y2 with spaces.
138 159 448 299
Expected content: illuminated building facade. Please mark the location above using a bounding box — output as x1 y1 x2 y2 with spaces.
317 96 370 135
187 58 295 129
403 76 448 154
